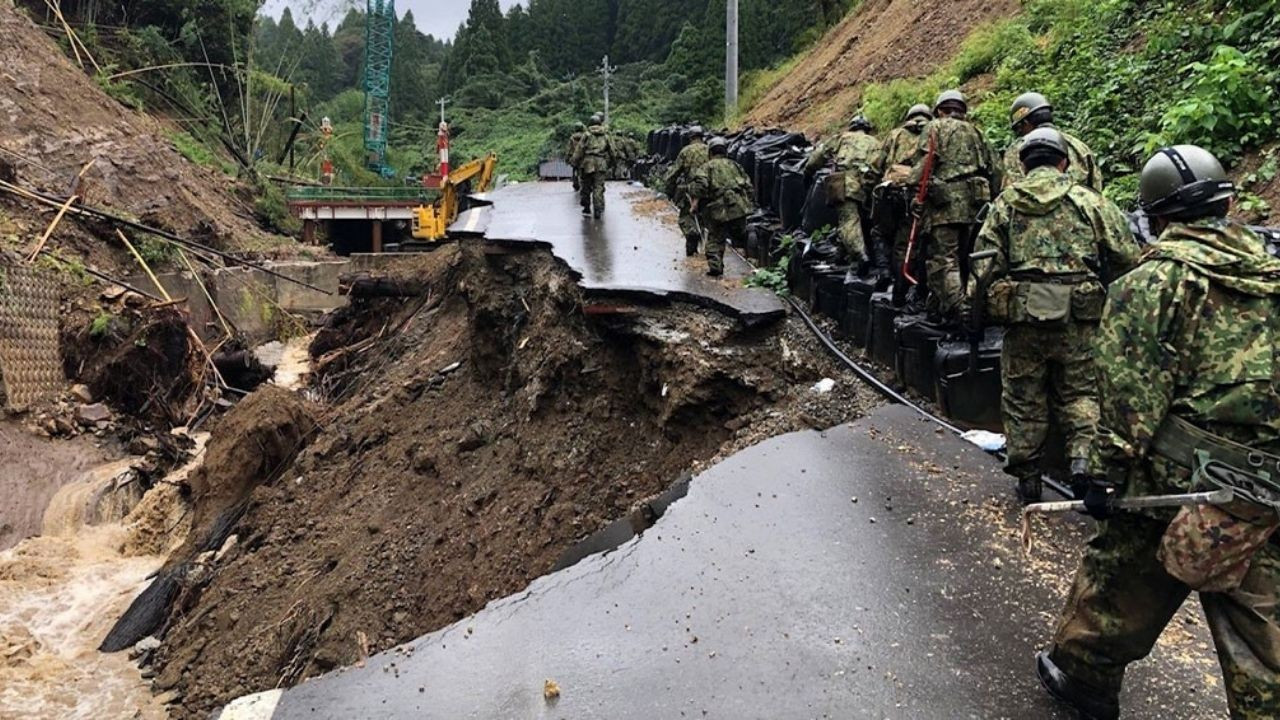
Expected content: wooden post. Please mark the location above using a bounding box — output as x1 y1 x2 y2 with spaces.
371 220 383 254
303 219 316 245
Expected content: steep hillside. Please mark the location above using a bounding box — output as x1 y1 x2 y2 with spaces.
742 0 1021 135
0 3 278 263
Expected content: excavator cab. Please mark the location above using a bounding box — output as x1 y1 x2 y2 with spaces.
411 153 498 241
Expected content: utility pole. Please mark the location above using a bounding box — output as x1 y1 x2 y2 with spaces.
437 96 450 125
725 0 739 124
598 55 617 124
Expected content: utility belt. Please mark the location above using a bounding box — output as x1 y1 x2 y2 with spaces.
1148 415 1280 585
985 275 1105 326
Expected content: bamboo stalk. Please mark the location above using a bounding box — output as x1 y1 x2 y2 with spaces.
115 228 173 302
177 247 234 337
25 193 78 262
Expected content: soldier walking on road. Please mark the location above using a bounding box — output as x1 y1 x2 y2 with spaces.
688 137 754 277
566 122 586 191
969 128 1139 503
571 113 617 219
1037 144 1280 720
1003 92 1103 192
910 89 1000 324
872 103 933 302
663 126 710 256
805 115 882 269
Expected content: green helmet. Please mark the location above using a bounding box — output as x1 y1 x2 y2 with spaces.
574 122 585 131
1010 92 1052 130
1018 127 1068 163
934 89 967 113
590 112 604 125
688 125 706 138
707 136 729 155
1139 145 1235 217
904 104 933 122
848 115 874 132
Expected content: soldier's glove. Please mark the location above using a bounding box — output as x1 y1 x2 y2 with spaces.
1080 477 1116 521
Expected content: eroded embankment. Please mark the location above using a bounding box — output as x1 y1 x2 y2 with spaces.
147 242 876 716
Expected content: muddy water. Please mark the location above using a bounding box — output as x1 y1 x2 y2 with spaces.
0 440 208 719
0 425 110 551
255 334 314 392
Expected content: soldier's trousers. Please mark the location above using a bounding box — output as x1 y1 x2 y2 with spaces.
1001 322 1098 480
1051 512 1280 719
704 217 745 274
678 206 701 255
924 223 968 321
836 201 868 264
580 172 606 216
872 187 912 301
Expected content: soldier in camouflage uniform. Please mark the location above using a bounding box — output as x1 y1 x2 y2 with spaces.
566 122 586 191
1038 145 1280 720
688 137 753 276
1002 92 1103 192
970 128 1139 502
804 115 882 267
570 113 617 219
910 89 1000 323
662 126 710 256
871 103 933 302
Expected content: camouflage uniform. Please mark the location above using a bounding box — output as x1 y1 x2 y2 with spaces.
567 130 585 190
910 116 999 321
805 130 882 263
1048 219 1280 718
688 156 754 275
970 166 1139 488
871 116 929 299
571 124 617 217
1003 125 1103 192
663 140 711 255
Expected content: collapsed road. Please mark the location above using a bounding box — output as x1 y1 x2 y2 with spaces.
207 183 1223 719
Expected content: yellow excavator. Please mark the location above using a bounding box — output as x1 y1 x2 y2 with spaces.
410 152 498 241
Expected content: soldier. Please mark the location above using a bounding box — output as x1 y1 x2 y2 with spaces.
909 89 1000 324
566 122 586 191
1037 145 1280 720
663 126 710 257
969 128 1139 502
1003 92 1103 192
687 137 753 277
871 103 933 302
804 115 882 268
571 113 617 219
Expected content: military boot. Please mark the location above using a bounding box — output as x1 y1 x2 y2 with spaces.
1016 472 1042 503
1036 651 1120 720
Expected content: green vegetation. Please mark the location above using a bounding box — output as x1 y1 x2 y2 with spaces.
89 311 114 339
854 0 1280 204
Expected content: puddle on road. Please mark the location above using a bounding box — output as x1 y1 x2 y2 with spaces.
0 438 208 719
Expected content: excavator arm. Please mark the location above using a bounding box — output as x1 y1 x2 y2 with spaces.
411 152 498 241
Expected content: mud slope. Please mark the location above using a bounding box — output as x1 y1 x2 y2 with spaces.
0 3 274 257
743 0 1021 134
150 244 875 717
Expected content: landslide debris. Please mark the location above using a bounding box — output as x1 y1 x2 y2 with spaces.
150 243 876 716
743 0 1021 134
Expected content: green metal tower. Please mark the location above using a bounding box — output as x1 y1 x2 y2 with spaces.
363 0 395 177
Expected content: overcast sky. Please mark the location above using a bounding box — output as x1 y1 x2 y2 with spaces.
261 0 522 41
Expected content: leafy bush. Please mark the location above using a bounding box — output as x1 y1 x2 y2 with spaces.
1149 45 1275 162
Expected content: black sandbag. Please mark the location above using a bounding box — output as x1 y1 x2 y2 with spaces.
777 161 807 231
894 314 949 398
841 275 877 349
934 327 1004 431
802 168 839 234
787 237 809 296
647 129 657 156
868 291 899 370
754 149 785 209
814 267 850 322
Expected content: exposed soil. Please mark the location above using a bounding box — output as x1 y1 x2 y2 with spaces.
149 243 878 716
0 2 280 273
743 0 1022 135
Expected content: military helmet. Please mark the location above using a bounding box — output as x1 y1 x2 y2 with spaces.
1138 145 1235 216
590 112 604 124
707 136 729 155
904 104 933 122
1018 127 1069 162
574 122 585 131
688 124 706 138
935 89 967 113
1010 92 1052 130
848 115 874 132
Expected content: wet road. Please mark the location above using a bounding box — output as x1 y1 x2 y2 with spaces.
220 405 1224 720
451 181 785 324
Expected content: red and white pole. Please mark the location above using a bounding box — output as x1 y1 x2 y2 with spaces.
437 121 450 179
